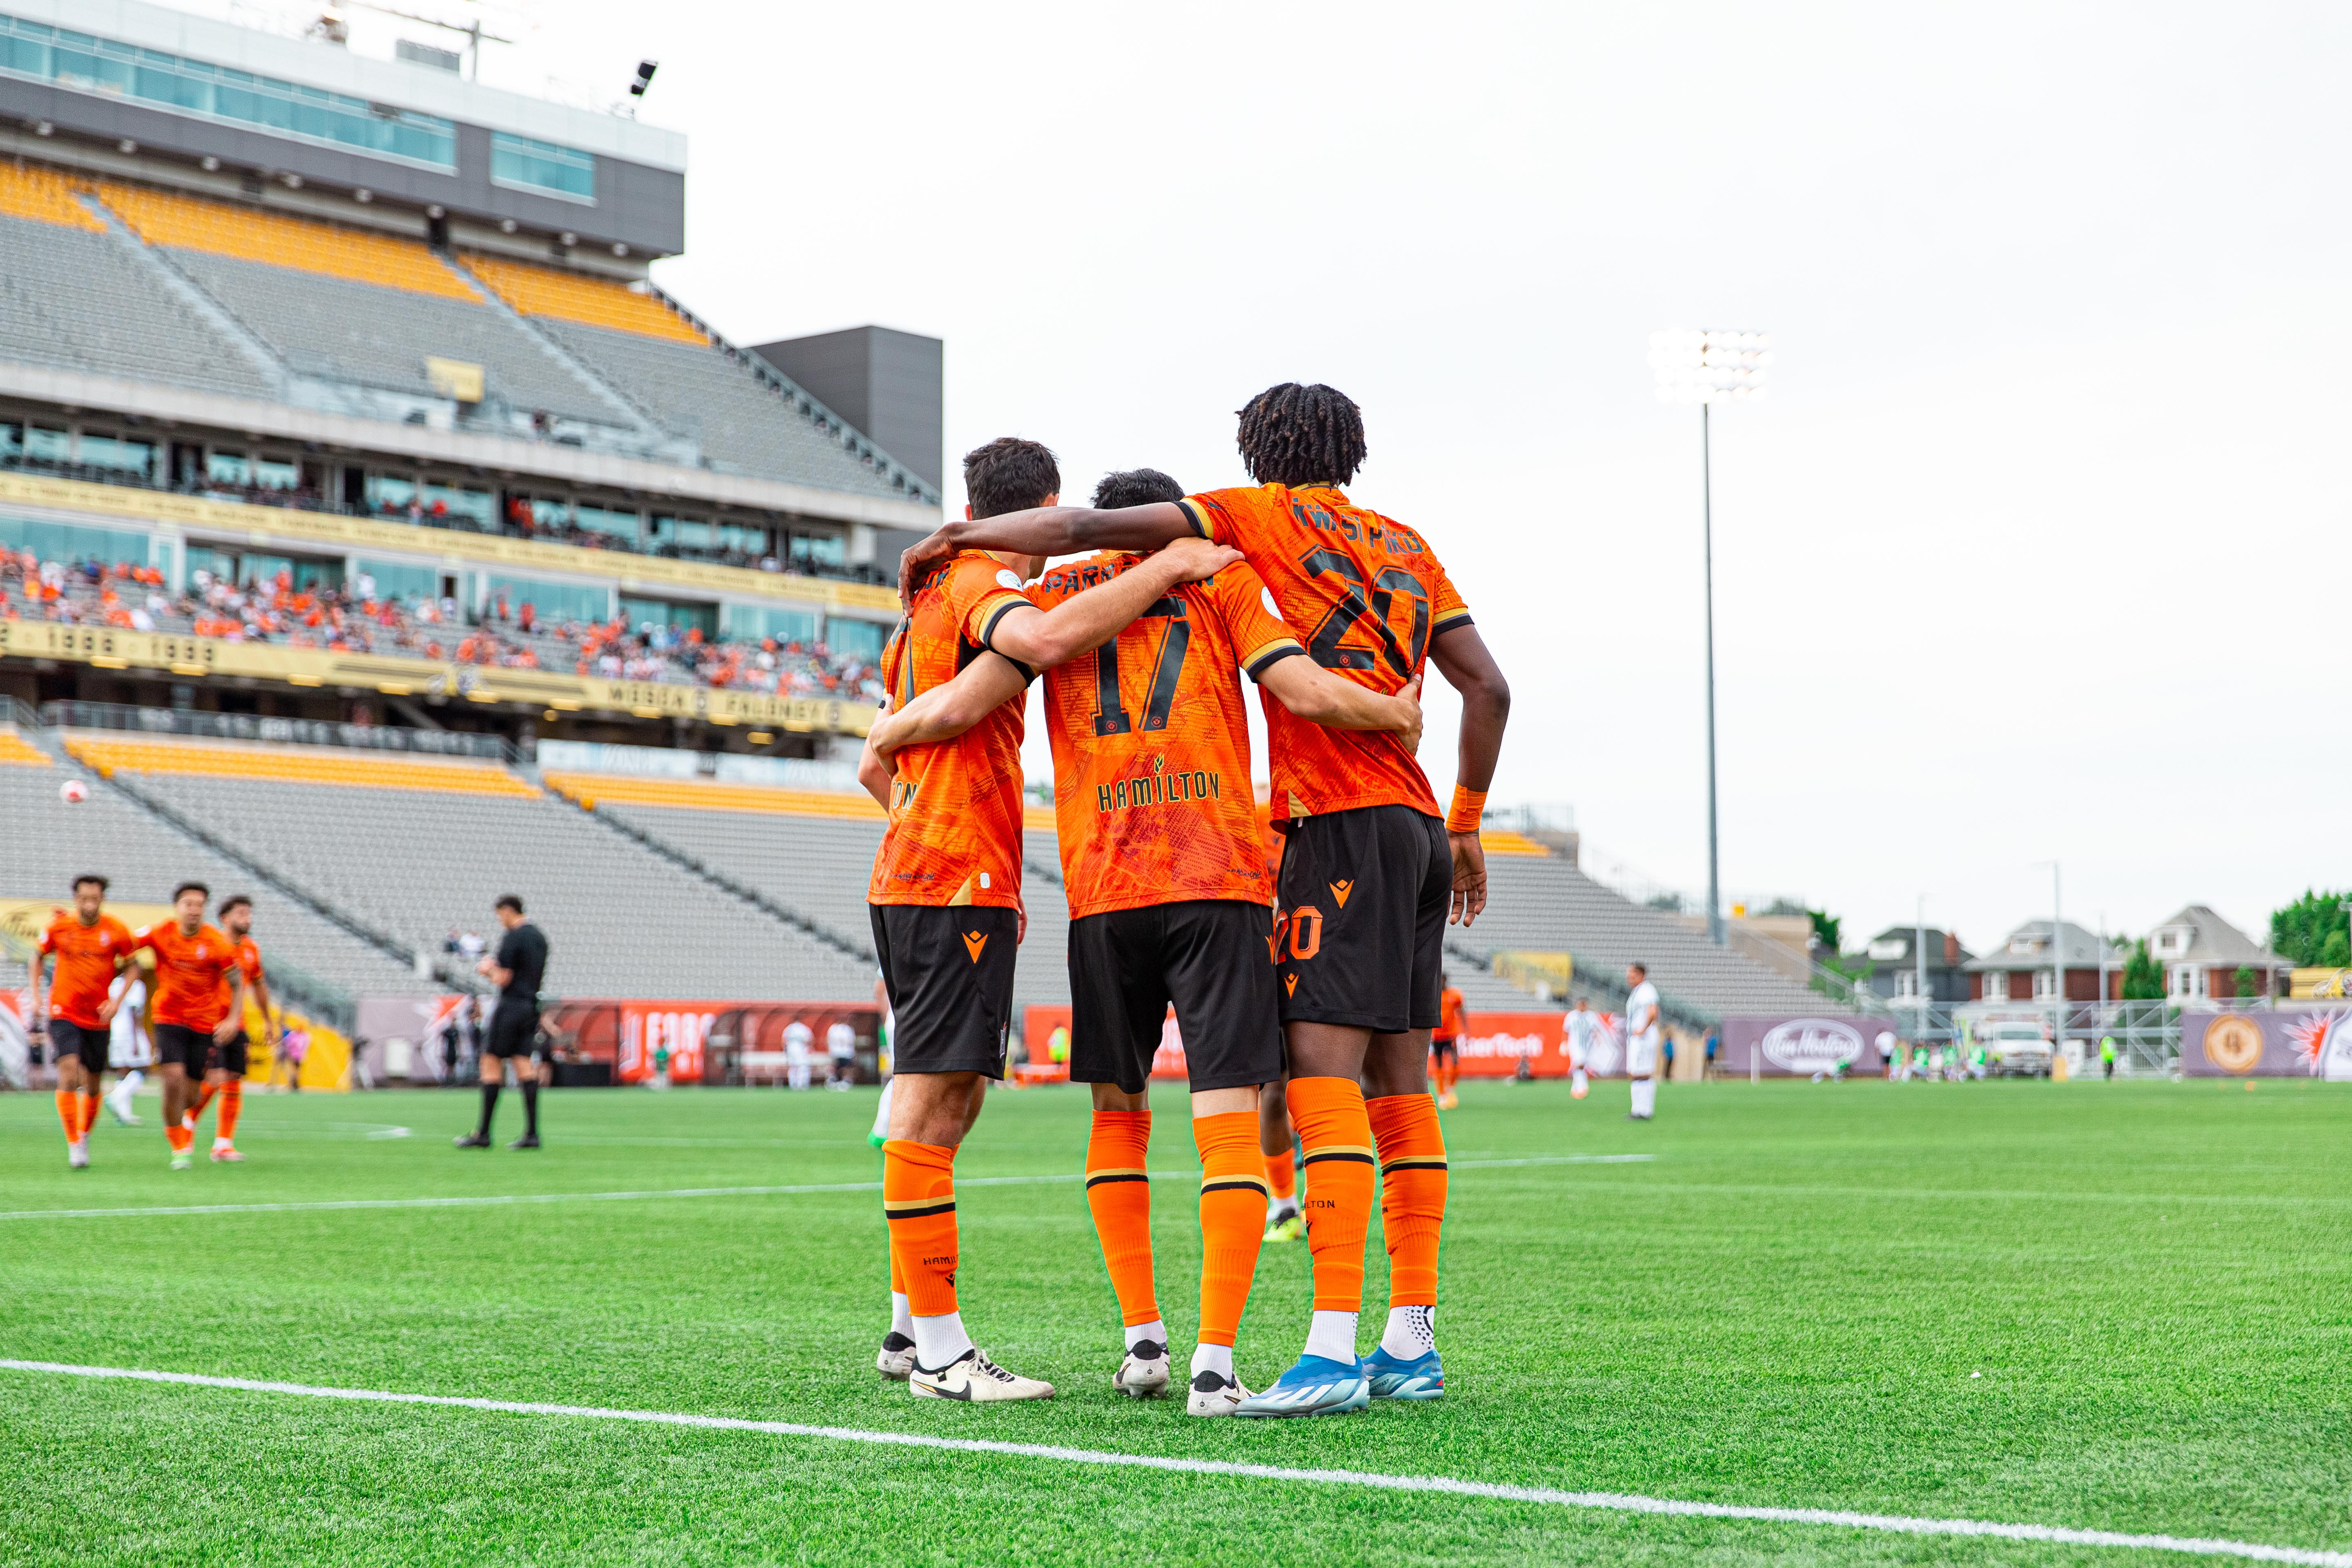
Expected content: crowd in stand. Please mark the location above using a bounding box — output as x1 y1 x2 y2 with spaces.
0 551 885 702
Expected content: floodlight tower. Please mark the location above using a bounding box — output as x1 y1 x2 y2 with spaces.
1649 329 1771 947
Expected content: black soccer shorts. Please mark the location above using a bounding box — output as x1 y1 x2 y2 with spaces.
154 1023 212 1071
870 904 1018 1078
1430 1036 1459 1064
1068 899 1284 1096
47 1018 107 1072
1273 804 1452 1035
212 1031 249 1078
485 1001 545 1060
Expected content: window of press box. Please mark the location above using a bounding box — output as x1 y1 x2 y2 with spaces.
722 602 821 646
619 595 717 638
21 425 70 463
77 433 155 476
229 552 339 592
0 514 153 569
206 451 251 487
487 575 612 626
421 482 492 527
827 617 886 662
490 131 595 203
365 473 416 514
573 503 640 544
252 457 300 490
789 530 846 571
350 558 439 604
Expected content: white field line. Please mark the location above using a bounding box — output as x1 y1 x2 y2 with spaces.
2 1359 2340 1566
0 1154 1650 1223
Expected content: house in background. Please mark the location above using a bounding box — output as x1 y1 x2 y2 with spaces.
1859 926 1973 1004
1965 921 2125 1004
2145 905 2292 1002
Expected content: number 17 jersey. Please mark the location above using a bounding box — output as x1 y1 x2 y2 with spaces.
1176 483 1472 825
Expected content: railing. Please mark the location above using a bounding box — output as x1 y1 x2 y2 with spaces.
0 693 39 732
1880 999 2181 1075
42 702 515 760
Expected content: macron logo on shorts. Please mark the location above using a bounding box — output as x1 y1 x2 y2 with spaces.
962 931 989 963
1285 973 1298 997
1329 879 1354 908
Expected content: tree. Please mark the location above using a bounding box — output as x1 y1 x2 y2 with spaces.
2233 964 2261 999
2270 890 2352 968
1806 909 1842 952
2121 938 2165 1001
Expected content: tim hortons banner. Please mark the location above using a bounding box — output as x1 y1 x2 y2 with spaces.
2180 1008 2352 1078
1719 1016 1900 1078
1019 1006 1621 1080
539 998 882 1085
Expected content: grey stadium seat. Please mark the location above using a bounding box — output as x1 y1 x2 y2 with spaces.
0 213 271 399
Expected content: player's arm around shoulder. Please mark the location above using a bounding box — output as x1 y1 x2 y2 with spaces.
1261 661 1425 751
985 538 1240 671
898 503 1200 606
1429 621 1512 928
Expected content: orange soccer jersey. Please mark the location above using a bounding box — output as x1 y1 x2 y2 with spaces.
1437 986 1466 1039
1176 484 1472 825
1031 554 1304 918
132 921 241 1033
867 550 1037 909
36 911 135 1029
221 936 264 1014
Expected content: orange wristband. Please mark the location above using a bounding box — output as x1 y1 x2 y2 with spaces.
1446 786 1486 835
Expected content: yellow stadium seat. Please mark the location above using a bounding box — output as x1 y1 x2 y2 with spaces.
0 728 53 766
1477 829 1552 858
460 252 707 344
0 163 105 232
91 181 479 301
63 736 538 797
541 772 883 819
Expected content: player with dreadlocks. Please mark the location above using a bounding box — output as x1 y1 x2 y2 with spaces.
895 383 1512 1417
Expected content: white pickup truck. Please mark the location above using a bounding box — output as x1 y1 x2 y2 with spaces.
1980 1021 2054 1077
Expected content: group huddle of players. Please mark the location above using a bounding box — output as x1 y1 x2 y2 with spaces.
33 876 274 1169
855 381 1512 1417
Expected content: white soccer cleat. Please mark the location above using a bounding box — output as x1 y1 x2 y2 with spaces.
909 1348 1054 1403
1187 1369 1254 1417
1112 1340 1170 1399
67 1140 90 1169
876 1332 917 1380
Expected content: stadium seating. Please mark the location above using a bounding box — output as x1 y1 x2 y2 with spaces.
65 737 538 797
0 208 274 400
94 182 477 301
82 738 874 1002
0 726 49 766
0 162 103 232
461 253 706 345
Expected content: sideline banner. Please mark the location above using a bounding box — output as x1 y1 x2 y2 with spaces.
540 998 882 1085
1018 1006 1626 1081
1719 1016 1899 1077
2180 1008 2352 1078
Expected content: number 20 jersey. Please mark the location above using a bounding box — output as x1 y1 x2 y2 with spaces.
1030 552 1303 919
1176 483 1472 824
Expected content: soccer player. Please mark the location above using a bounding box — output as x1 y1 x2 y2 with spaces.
29 875 134 1168
185 894 276 1163
1624 962 1661 1120
869 463 1422 1414
893 386 1512 1415
104 962 153 1126
454 896 550 1149
1262 1085 1303 1242
1565 994 1599 1100
826 1018 857 1090
784 1016 814 1091
858 437 1244 1404
129 883 247 1171
1431 974 1466 1109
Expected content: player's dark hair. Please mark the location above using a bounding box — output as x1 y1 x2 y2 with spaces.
496 894 525 915
72 874 108 893
1091 468 1184 510
218 894 252 917
172 880 209 904
1630 962 1648 977
1236 382 1366 487
963 437 1060 519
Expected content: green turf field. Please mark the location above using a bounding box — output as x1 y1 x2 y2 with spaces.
3 1075 2348 1565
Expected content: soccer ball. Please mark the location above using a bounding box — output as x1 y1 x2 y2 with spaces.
58 778 87 804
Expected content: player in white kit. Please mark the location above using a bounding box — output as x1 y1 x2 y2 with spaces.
1624 963 1662 1120
826 1019 857 1090
1564 995 1600 1100
105 968 153 1126
783 1018 815 1091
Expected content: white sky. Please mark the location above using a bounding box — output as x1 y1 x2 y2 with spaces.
196 2 2352 955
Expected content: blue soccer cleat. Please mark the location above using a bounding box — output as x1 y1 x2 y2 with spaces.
1230 1354 1370 1418
1363 1344 1443 1401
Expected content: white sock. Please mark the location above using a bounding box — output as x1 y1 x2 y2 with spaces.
889 1291 913 1339
1381 1304 1437 1359
1268 1197 1298 1223
1304 1309 1358 1363
1125 1318 1168 1354
870 1080 894 1141
1571 1068 1588 1094
910 1311 972 1370
1631 1078 1657 1117
1190 1342 1234 1382
212 1134 232 1150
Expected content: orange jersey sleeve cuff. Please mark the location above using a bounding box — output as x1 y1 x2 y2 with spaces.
1241 636 1305 682
1175 497 1216 541
975 594 1040 682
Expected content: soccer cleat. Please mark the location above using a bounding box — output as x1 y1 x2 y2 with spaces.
1438 1091 1460 1110
1263 1209 1305 1243
452 1132 491 1149
1364 1344 1444 1401
67 1140 90 1169
1230 1354 1370 1418
876 1332 917 1380
1112 1340 1170 1399
508 1133 541 1150
108 1099 141 1126
210 1145 244 1163
909 1348 1054 1403
169 1150 193 1171
1187 1369 1254 1417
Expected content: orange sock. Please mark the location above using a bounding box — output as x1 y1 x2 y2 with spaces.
56 1089 78 1142
1286 1076 1375 1313
77 1092 100 1140
216 1080 243 1143
1194 1111 1268 1347
1369 1094 1449 1307
1085 1110 1158 1327
166 1120 191 1154
187 1082 217 1127
882 1140 960 1317
1265 1145 1297 1205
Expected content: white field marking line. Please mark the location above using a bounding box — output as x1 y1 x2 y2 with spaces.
2 1361 2341 1566
0 1156 1654 1223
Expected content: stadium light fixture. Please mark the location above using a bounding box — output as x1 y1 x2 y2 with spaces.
1650 329 1770 947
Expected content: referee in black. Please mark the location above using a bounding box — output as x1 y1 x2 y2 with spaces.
454 895 550 1150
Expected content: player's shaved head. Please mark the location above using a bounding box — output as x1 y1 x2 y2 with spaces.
964 437 1061 519
1236 382 1366 488
1091 468 1184 510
